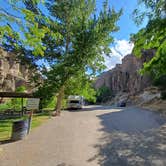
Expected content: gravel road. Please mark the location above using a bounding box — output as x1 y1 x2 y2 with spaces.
0 105 166 166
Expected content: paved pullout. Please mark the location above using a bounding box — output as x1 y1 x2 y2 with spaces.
0 106 166 166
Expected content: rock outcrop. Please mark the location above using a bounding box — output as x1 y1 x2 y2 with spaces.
0 48 37 92
95 50 155 95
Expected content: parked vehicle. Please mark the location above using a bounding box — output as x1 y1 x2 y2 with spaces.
117 101 126 107
67 95 84 109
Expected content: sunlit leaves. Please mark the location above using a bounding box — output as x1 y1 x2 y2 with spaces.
0 0 48 56
22 9 36 22
65 74 97 102
132 1 166 80
133 0 166 25
131 19 166 79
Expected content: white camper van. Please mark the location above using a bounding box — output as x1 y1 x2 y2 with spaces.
67 95 84 109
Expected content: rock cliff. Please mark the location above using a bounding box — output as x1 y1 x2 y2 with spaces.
0 48 37 92
94 50 155 95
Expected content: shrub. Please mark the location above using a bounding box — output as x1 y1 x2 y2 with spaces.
153 75 166 100
96 86 112 103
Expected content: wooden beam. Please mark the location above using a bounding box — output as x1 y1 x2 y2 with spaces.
0 92 39 98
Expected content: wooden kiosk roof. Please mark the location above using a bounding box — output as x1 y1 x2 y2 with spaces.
0 92 39 98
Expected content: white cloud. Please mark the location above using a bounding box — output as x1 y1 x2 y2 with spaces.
104 39 134 70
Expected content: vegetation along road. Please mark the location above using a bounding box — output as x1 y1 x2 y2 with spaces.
0 105 166 166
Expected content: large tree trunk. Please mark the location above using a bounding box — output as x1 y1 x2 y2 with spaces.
55 85 65 116
54 17 69 116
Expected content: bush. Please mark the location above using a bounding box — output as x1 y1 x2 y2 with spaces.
11 86 27 110
153 75 166 88
0 102 11 112
153 75 166 100
41 96 57 110
161 91 166 100
96 86 112 103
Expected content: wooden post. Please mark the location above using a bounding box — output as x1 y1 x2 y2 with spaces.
55 86 65 116
21 97 24 116
27 110 33 134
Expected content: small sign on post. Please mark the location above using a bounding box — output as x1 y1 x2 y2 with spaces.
26 98 40 110
26 98 40 134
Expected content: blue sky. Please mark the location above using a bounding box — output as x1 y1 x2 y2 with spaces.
96 0 147 40
96 0 147 70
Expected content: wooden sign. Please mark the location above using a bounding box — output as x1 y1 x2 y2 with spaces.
26 98 40 110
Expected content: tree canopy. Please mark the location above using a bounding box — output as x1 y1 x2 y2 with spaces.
0 0 57 56
133 0 166 25
0 0 122 113
132 0 166 81
40 0 122 113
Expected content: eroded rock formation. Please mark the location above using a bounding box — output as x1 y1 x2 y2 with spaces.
95 50 155 95
0 48 36 92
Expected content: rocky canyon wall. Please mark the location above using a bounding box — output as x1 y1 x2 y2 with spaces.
0 48 36 92
94 50 155 95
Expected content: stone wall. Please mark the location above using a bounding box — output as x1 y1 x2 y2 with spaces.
0 48 35 92
94 50 155 95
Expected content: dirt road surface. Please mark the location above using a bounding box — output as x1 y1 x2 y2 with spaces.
0 105 166 166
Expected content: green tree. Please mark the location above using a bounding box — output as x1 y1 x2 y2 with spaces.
1 1 122 114
40 0 122 115
132 0 166 81
0 0 55 56
65 73 97 103
96 85 112 103
133 0 166 25
11 86 27 110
